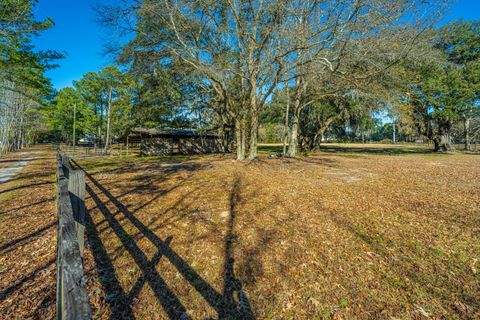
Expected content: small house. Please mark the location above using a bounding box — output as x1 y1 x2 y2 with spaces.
129 128 223 156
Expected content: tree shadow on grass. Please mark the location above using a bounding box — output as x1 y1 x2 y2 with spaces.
0 197 54 216
259 143 435 156
0 181 54 195
0 221 56 254
74 160 255 319
328 211 480 316
0 157 53 163
84 182 191 319
282 156 339 168
0 258 55 302
3 171 53 183
318 144 434 155
257 145 284 154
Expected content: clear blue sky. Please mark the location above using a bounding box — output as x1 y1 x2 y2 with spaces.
33 0 480 91
32 0 110 90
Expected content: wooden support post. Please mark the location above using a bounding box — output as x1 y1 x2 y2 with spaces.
60 154 70 179
55 150 91 320
68 170 86 257
57 178 91 320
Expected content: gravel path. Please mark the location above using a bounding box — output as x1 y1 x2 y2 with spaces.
0 152 32 184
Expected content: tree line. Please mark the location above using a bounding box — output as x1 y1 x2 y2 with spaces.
91 0 480 156
2 1 479 157
0 0 61 154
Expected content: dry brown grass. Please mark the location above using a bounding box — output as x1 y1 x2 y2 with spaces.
71 145 480 319
0 145 57 320
0 144 478 319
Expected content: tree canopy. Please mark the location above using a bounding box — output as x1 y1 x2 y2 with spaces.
3 1 479 156
0 0 61 153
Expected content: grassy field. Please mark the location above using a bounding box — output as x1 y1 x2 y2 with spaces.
69 144 480 319
0 144 479 319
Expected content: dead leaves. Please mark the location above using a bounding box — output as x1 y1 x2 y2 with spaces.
60 150 480 318
0 146 57 320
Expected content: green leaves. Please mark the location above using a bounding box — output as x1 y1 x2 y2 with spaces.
0 0 62 152
47 87 94 143
47 66 135 143
435 20 480 65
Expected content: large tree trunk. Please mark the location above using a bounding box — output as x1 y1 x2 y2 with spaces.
464 114 472 151
304 117 336 152
104 86 113 153
248 111 258 160
235 118 245 160
433 134 454 152
433 119 454 152
241 125 247 159
247 77 258 160
287 76 303 157
282 86 290 156
392 121 396 144
219 100 234 153
288 110 300 157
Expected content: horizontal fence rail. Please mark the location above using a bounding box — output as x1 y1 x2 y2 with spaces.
60 143 140 158
56 150 92 320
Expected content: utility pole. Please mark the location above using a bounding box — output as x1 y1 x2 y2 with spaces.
73 103 77 152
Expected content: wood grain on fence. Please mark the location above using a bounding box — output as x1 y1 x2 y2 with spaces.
56 151 92 320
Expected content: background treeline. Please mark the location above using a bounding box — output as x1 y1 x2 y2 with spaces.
2 1 479 157
0 0 61 154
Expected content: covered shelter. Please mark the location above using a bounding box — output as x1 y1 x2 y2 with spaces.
128 128 223 156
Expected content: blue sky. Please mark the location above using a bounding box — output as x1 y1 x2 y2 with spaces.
33 0 480 91
32 0 111 90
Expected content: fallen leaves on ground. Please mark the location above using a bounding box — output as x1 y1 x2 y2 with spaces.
0 146 57 320
74 145 480 319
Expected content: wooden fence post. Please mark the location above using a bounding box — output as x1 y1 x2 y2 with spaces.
68 170 86 257
56 150 92 320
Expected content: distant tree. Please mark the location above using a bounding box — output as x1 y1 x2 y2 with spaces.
394 21 480 152
435 21 480 150
74 72 106 143
97 66 132 151
48 87 94 144
72 66 132 150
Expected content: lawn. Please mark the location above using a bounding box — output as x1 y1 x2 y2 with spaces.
73 144 480 319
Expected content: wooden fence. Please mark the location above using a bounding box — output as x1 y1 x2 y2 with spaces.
56 150 92 320
60 143 140 158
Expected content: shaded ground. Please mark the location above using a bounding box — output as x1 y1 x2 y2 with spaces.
259 142 480 155
0 145 57 319
75 145 479 319
258 143 434 155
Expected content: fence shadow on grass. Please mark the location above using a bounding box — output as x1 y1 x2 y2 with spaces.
0 258 55 302
0 221 56 254
74 160 255 320
0 181 54 195
0 197 55 216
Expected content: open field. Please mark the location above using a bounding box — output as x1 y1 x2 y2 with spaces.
68 144 480 319
0 144 479 319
